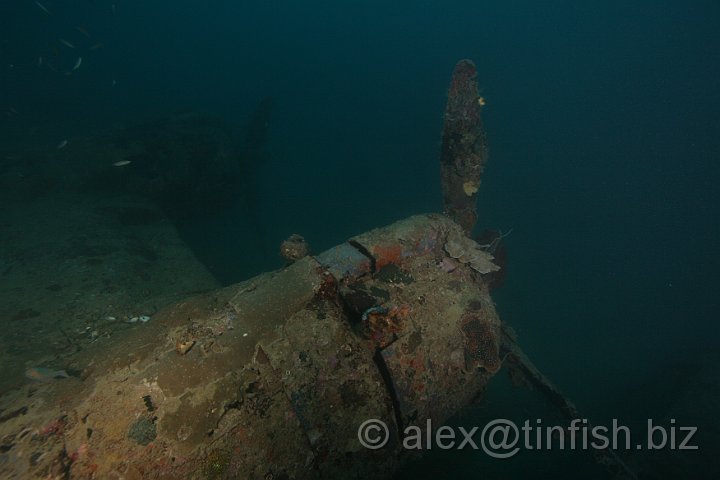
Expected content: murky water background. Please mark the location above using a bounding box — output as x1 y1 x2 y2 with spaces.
1 1 719 477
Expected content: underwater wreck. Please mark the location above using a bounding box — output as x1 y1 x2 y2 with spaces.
0 60 637 479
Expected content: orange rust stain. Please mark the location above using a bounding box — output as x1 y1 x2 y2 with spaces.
373 244 404 268
409 355 426 373
366 304 411 340
390 304 411 319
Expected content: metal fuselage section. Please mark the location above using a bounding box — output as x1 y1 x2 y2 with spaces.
0 214 503 479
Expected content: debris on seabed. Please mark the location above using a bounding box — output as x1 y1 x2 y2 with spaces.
176 339 195 355
25 367 69 382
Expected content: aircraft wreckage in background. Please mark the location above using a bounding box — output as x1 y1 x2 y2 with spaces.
0 60 636 479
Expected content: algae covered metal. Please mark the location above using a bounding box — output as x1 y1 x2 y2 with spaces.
440 59 489 234
0 214 505 479
0 58 637 479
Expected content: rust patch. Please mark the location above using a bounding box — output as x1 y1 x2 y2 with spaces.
372 244 404 269
365 304 411 348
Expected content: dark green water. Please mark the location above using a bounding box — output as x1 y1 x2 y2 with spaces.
2 1 718 477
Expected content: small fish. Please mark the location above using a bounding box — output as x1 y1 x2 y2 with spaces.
72 57 82 71
35 1 51 15
89 43 104 51
37 56 43 67
56 140 68 150
75 26 92 38
112 160 131 167
59 39 75 49
25 367 69 382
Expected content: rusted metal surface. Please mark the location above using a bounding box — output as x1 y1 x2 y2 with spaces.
0 214 505 479
440 59 489 234
315 242 372 281
0 58 642 480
